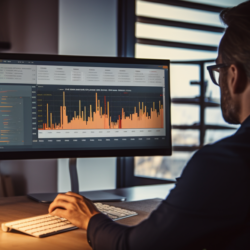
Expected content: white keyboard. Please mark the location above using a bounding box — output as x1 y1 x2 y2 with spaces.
1 202 138 238
94 202 137 220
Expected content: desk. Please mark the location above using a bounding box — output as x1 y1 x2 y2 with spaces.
0 184 175 250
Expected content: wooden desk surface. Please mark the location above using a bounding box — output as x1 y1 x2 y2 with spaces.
0 194 164 249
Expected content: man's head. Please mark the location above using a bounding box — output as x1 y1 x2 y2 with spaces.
217 1 250 124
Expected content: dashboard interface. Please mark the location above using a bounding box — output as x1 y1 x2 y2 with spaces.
0 56 170 156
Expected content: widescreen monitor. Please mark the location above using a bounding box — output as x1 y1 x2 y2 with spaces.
0 54 171 160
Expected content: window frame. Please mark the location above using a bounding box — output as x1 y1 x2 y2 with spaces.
116 0 237 188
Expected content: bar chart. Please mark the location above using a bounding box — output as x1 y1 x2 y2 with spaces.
37 88 164 130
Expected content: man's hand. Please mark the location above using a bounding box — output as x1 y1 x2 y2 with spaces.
48 192 100 230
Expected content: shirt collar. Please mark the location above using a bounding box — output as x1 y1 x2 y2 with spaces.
236 114 250 133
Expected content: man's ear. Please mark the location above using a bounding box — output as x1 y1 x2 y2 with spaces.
228 63 247 94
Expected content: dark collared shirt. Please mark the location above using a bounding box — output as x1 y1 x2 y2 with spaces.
87 116 250 250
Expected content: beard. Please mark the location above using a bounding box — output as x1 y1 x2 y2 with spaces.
220 70 240 124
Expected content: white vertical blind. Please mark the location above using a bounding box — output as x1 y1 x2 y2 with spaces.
182 0 246 7
136 1 224 27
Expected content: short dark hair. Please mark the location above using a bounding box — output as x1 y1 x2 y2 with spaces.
219 1 250 80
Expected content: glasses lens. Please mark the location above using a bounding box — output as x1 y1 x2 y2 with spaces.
212 70 220 85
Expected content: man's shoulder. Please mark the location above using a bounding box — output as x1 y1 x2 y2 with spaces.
167 129 250 212
183 129 250 183
200 128 249 156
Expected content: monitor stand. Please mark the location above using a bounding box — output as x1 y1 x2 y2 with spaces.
28 158 126 203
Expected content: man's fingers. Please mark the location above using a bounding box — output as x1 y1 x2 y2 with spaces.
66 192 93 204
49 193 83 210
48 200 70 214
66 192 84 200
49 194 81 210
51 208 68 219
48 193 83 213
49 193 70 206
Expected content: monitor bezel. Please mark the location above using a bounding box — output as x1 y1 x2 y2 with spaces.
0 53 171 160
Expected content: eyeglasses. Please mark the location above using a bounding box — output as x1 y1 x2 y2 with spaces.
207 64 229 86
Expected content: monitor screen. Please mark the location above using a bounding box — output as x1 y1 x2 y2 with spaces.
0 54 171 160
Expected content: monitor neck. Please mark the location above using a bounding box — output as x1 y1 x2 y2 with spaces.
69 158 79 194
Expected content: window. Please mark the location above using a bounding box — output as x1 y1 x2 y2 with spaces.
134 0 243 181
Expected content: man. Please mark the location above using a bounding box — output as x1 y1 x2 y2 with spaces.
49 2 250 249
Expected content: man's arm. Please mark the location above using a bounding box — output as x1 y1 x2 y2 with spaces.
49 144 250 250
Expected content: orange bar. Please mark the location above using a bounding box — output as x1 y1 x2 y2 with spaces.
79 100 81 118
104 96 106 114
98 100 100 113
107 102 109 125
47 104 49 128
138 102 140 119
60 106 62 127
95 93 98 112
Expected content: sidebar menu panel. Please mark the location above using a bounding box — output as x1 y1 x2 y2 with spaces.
0 85 32 146
0 64 36 147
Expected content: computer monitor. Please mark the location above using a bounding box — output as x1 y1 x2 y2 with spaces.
0 54 171 201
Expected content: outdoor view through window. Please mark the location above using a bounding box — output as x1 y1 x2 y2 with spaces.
135 0 244 180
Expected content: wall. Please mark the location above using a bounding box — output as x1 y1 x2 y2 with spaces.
57 158 116 192
1 0 58 54
0 159 57 196
59 0 117 56
0 0 59 195
58 0 117 192
0 0 118 195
